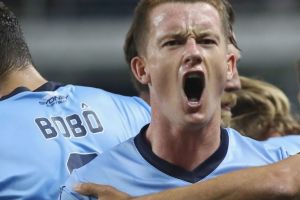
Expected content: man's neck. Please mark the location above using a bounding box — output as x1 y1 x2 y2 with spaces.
0 65 47 98
146 115 222 171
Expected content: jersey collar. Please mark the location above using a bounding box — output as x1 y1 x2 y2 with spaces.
134 124 229 183
0 81 63 100
34 81 63 92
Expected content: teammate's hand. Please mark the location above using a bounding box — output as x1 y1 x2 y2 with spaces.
75 183 131 200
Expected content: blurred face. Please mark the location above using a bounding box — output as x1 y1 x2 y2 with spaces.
220 89 237 127
225 43 241 92
132 2 234 127
221 42 241 127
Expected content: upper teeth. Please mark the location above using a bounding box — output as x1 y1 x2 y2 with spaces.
187 74 200 78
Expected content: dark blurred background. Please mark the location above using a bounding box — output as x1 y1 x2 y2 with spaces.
3 0 300 112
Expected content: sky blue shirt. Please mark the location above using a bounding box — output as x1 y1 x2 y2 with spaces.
0 82 151 200
60 127 290 200
263 135 300 155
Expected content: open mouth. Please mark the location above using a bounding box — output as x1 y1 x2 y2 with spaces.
183 72 205 103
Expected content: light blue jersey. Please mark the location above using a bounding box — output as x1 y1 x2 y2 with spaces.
60 126 290 200
263 135 300 155
0 82 151 200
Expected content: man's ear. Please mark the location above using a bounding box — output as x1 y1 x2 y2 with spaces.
131 56 150 85
226 53 236 81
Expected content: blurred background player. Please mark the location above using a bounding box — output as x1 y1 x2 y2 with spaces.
0 2 150 199
230 76 300 140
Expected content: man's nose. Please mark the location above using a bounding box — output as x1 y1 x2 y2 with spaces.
183 38 202 67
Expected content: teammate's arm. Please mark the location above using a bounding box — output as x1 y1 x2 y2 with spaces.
75 154 300 200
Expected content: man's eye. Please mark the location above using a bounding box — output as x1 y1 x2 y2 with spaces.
198 39 216 45
163 40 182 46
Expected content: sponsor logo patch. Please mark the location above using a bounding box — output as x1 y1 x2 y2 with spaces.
39 92 69 106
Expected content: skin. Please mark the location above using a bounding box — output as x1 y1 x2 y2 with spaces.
0 65 47 98
221 43 241 126
137 40 241 109
131 2 234 171
225 43 241 92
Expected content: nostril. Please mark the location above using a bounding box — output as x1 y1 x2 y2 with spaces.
184 55 202 67
184 57 192 65
195 56 202 63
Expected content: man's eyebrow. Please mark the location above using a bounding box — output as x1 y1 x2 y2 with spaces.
193 30 220 37
157 32 185 43
157 30 221 44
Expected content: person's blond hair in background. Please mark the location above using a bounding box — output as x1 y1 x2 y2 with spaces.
230 76 300 140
